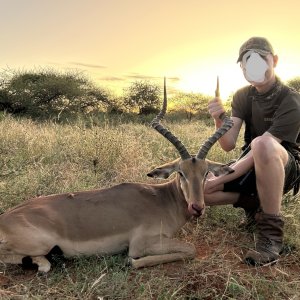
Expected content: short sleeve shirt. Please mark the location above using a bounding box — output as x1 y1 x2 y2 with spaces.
231 80 300 146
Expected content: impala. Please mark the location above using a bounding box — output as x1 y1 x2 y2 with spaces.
0 78 233 272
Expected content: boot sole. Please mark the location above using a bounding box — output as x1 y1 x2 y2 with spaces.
244 256 279 267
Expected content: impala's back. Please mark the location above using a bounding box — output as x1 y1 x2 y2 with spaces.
0 182 185 255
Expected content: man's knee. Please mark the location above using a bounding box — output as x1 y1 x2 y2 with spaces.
251 136 287 165
251 136 275 153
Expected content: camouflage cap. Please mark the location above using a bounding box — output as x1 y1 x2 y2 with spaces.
237 37 274 63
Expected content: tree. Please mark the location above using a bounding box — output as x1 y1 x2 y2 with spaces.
0 69 111 117
171 92 211 120
286 76 300 93
123 80 161 114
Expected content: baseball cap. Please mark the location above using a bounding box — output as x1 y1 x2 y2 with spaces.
237 37 274 63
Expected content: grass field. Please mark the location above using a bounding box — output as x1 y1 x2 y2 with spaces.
0 113 299 299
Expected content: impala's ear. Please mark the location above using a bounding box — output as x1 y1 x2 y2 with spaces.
207 160 235 177
147 158 180 179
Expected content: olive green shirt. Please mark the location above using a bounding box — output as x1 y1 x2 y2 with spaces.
231 80 300 146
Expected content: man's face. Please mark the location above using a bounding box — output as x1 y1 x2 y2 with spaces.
240 51 278 87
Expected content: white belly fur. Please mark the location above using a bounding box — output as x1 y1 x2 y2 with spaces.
59 234 129 257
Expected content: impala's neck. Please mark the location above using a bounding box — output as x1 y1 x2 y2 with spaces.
169 177 192 220
148 176 193 223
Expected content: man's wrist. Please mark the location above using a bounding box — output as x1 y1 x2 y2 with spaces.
214 118 223 128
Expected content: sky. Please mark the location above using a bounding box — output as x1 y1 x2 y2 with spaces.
1 0 300 99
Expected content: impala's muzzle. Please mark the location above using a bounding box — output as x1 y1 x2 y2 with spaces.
188 203 205 217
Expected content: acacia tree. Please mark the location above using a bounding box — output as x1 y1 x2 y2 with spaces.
0 69 111 117
171 92 211 120
123 80 161 114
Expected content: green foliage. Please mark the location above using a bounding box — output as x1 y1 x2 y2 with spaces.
0 67 299 122
286 76 300 92
171 92 211 120
0 68 111 118
123 80 161 114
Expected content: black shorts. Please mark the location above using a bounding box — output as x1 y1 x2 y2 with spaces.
223 150 299 196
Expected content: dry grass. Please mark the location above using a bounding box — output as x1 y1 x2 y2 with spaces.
0 113 299 299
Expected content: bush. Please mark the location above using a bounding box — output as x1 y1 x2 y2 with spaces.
171 92 211 120
0 68 111 118
123 80 161 114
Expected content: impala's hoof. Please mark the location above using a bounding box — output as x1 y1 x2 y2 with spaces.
32 256 51 273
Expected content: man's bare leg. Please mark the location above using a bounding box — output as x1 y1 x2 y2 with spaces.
251 135 288 214
245 135 288 265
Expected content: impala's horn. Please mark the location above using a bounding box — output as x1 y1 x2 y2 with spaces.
196 77 234 159
151 77 191 160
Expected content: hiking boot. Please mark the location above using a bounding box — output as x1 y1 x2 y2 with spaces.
244 212 284 266
233 194 260 231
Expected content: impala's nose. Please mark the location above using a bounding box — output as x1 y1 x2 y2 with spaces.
188 203 205 217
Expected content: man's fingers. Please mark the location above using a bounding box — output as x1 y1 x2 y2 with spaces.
208 98 224 118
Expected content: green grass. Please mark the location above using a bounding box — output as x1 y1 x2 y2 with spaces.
0 113 299 299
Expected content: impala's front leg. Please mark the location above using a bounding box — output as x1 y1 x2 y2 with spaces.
32 256 52 273
128 236 196 269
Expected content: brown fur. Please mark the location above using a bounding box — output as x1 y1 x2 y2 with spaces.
0 157 232 272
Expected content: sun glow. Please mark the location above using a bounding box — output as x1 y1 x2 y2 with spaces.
173 51 299 101
174 63 247 100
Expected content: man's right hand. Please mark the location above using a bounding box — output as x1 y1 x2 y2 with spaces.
208 97 225 121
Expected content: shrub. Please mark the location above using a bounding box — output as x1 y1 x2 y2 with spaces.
123 80 161 114
0 68 111 118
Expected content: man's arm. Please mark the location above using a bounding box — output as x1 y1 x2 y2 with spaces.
205 131 283 194
217 117 243 151
205 149 254 194
208 97 243 151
